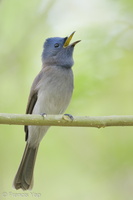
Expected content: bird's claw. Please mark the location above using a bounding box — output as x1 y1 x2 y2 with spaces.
40 113 47 119
63 114 74 121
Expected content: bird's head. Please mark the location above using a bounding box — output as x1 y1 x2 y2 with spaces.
42 32 80 68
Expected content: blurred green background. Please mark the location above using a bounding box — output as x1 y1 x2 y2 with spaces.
0 0 133 199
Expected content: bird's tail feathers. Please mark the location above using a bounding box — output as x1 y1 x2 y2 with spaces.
13 143 39 190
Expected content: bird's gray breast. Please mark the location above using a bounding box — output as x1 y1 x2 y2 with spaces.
33 66 74 115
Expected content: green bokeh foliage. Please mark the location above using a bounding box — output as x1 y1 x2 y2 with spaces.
0 0 133 199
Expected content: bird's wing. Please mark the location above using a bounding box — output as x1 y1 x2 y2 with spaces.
24 70 43 141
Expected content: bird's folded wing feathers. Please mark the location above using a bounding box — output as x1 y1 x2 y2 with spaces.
24 70 44 141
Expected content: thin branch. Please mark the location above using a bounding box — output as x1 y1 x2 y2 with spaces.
0 113 133 128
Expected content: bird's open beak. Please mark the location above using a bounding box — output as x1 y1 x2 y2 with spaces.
63 31 81 48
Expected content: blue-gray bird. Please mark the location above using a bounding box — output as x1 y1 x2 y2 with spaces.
13 32 80 190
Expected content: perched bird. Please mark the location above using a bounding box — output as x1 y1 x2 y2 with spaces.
13 32 80 190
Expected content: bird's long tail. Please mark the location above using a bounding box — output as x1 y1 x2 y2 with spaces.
13 143 39 190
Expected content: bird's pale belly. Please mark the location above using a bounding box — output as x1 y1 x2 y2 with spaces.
28 67 73 147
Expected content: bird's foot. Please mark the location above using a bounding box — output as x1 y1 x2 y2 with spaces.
62 114 74 121
40 113 47 119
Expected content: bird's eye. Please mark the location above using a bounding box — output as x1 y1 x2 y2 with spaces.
54 43 59 48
